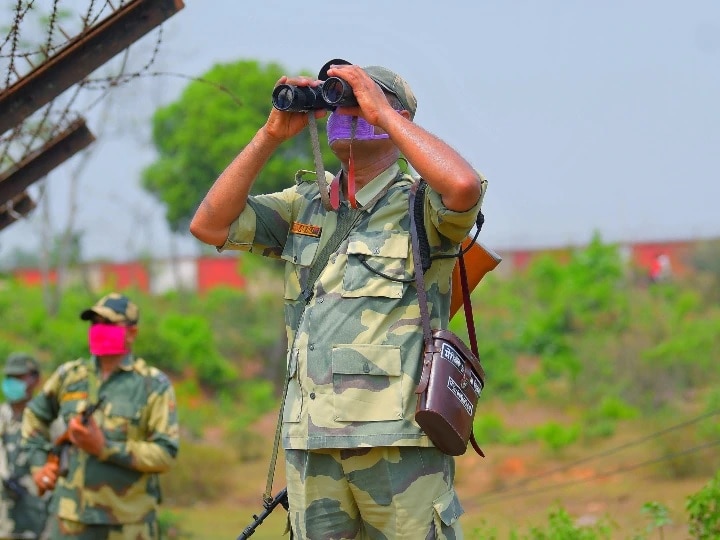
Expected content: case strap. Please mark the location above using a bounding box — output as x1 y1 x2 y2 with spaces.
409 180 484 457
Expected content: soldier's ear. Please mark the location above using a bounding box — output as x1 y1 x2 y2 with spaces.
126 325 139 344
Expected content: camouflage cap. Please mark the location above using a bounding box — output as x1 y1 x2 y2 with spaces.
318 58 417 120
4 352 40 376
362 65 417 120
80 292 139 325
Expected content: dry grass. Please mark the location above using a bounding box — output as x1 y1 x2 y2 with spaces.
166 407 716 539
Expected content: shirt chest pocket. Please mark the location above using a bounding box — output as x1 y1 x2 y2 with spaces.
331 345 403 422
281 231 320 301
342 231 410 298
103 401 143 441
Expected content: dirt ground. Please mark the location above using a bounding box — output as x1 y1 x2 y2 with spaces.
174 408 712 539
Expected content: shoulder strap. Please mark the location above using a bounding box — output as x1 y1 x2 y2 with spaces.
410 180 485 458
412 178 485 272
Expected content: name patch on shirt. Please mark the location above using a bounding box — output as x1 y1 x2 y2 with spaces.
290 222 322 238
62 391 88 402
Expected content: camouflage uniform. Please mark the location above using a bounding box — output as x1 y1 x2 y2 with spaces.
221 162 485 538
22 354 179 540
0 402 49 539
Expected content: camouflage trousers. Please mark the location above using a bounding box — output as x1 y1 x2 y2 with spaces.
45 516 157 540
285 446 464 540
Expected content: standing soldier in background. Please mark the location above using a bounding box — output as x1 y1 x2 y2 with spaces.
21 293 180 540
0 353 48 540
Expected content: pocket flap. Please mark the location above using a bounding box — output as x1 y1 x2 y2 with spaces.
331 345 401 376
346 231 408 259
433 488 464 527
106 401 139 419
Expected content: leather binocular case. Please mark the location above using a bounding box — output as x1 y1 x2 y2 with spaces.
415 330 485 456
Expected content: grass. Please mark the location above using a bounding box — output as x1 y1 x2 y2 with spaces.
165 410 717 539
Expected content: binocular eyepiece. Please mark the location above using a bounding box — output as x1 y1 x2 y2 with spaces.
272 77 357 113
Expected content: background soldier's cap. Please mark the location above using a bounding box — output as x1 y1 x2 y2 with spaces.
80 292 139 325
4 352 40 376
318 58 418 120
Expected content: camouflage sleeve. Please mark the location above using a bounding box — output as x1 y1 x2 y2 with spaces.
218 180 315 257
99 374 179 473
425 174 487 244
22 368 63 469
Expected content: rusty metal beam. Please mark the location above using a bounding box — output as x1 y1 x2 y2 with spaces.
0 192 35 231
0 119 95 203
0 0 185 134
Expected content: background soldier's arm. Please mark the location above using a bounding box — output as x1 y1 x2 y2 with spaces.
99 376 179 473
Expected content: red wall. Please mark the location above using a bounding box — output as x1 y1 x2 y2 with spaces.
13 268 57 286
7 238 706 292
630 240 693 276
101 262 150 291
197 257 245 292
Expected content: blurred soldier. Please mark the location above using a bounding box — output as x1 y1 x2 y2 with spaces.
0 352 48 540
22 293 180 540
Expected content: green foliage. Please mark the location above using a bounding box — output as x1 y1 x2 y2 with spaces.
473 413 507 444
691 239 720 302
525 507 613 539
651 426 718 480
582 396 639 441
519 234 628 355
641 315 720 391
534 421 580 453
157 508 194 539
471 506 614 539
142 60 339 231
698 390 720 441
478 340 524 401
640 502 672 538
686 470 720 539
138 312 238 388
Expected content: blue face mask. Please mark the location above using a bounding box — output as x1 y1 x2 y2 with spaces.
2 378 28 403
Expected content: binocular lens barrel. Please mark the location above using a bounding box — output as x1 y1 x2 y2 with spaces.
272 84 322 112
271 78 357 112
321 77 357 107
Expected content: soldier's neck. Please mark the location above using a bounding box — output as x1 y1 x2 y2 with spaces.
97 355 125 381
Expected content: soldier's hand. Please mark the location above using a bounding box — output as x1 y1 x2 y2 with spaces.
264 75 327 142
33 461 59 495
68 415 106 457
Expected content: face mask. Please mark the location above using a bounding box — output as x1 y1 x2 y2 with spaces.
327 113 390 146
2 378 28 403
89 324 130 356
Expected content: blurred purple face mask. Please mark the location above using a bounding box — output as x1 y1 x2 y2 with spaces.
326 112 389 145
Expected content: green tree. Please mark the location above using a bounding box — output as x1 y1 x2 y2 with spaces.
142 59 338 231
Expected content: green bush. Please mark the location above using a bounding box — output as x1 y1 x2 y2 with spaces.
534 421 580 454
686 470 720 539
471 505 614 539
473 413 507 444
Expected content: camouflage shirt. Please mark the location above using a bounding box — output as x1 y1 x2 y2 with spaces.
221 163 485 450
0 402 49 537
22 355 179 525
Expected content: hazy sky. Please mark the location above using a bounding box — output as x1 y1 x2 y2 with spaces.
1 0 719 262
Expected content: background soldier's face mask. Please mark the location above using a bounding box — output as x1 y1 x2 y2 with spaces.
89 323 130 356
1 377 28 403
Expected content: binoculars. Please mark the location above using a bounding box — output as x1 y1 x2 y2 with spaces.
272 76 357 113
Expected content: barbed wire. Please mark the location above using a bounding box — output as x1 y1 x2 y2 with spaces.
0 0 160 187
476 439 720 505
0 0 245 228
475 408 720 505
